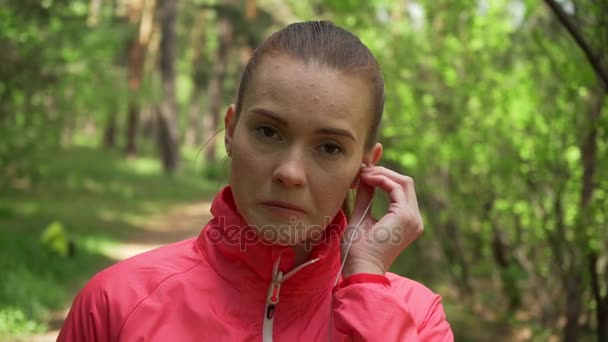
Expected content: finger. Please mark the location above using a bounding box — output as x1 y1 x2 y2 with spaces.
365 166 409 188
360 173 407 208
365 167 418 208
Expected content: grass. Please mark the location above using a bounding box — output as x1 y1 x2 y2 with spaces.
0 145 222 337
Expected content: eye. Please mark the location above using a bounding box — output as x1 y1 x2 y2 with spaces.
255 125 280 140
319 142 344 155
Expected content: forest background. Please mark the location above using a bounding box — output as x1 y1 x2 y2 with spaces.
1 0 607 341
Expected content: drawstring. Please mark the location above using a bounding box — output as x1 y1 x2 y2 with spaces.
270 255 321 286
328 199 373 341
267 254 321 306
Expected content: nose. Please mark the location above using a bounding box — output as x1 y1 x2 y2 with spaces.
271 148 307 187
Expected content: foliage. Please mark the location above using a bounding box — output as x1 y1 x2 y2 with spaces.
1 0 606 340
0 146 220 335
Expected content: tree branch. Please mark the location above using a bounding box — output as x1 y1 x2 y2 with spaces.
544 0 608 93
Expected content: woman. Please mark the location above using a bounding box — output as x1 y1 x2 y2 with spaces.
58 21 453 341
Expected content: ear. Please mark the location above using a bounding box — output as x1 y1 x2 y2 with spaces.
364 142 383 166
349 143 383 189
224 104 237 155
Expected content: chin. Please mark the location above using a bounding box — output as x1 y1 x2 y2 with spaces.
249 218 307 246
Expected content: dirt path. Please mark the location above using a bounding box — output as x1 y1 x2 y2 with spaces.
103 200 213 261
20 200 214 342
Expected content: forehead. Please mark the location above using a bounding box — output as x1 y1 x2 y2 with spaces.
241 54 373 138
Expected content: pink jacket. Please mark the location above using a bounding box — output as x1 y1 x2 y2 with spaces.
58 186 453 341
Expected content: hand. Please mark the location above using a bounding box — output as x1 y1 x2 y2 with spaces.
341 166 424 278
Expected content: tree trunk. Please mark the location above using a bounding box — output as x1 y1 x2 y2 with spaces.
103 111 117 148
156 0 179 173
125 102 139 156
583 89 606 342
186 85 204 147
564 86 604 342
203 11 233 163
580 90 601 209
429 197 472 295
491 226 520 311
589 251 608 342
445 219 472 295
543 3 607 340
87 0 102 26
245 0 257 20
124 0 156 157
185 11 207 148
564 271 583 342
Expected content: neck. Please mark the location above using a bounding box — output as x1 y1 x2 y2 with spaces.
292 244 312 267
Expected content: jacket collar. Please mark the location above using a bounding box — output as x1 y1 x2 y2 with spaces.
196 186 347 291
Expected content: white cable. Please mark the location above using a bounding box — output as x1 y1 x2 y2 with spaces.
328 199 373 341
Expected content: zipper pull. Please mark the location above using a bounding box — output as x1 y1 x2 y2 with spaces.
267 271 283 305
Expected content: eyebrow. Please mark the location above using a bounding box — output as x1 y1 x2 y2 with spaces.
249 107 357 142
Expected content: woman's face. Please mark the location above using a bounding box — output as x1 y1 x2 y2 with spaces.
225 53 382 246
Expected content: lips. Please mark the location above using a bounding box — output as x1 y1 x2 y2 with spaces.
261 200 307 214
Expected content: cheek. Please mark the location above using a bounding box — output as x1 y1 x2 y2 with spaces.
230 132 262 188
312 167 358 210
230 136 280 197
231 144 267 181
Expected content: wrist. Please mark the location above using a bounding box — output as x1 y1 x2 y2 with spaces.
342 259 385 278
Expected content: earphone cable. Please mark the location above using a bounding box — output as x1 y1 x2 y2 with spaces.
328 199 373 341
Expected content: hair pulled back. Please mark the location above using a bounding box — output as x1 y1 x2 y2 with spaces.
234 21 384 150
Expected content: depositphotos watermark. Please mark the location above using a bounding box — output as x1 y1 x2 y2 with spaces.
204 216 405 251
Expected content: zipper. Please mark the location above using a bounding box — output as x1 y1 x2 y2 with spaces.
262 256 320 342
